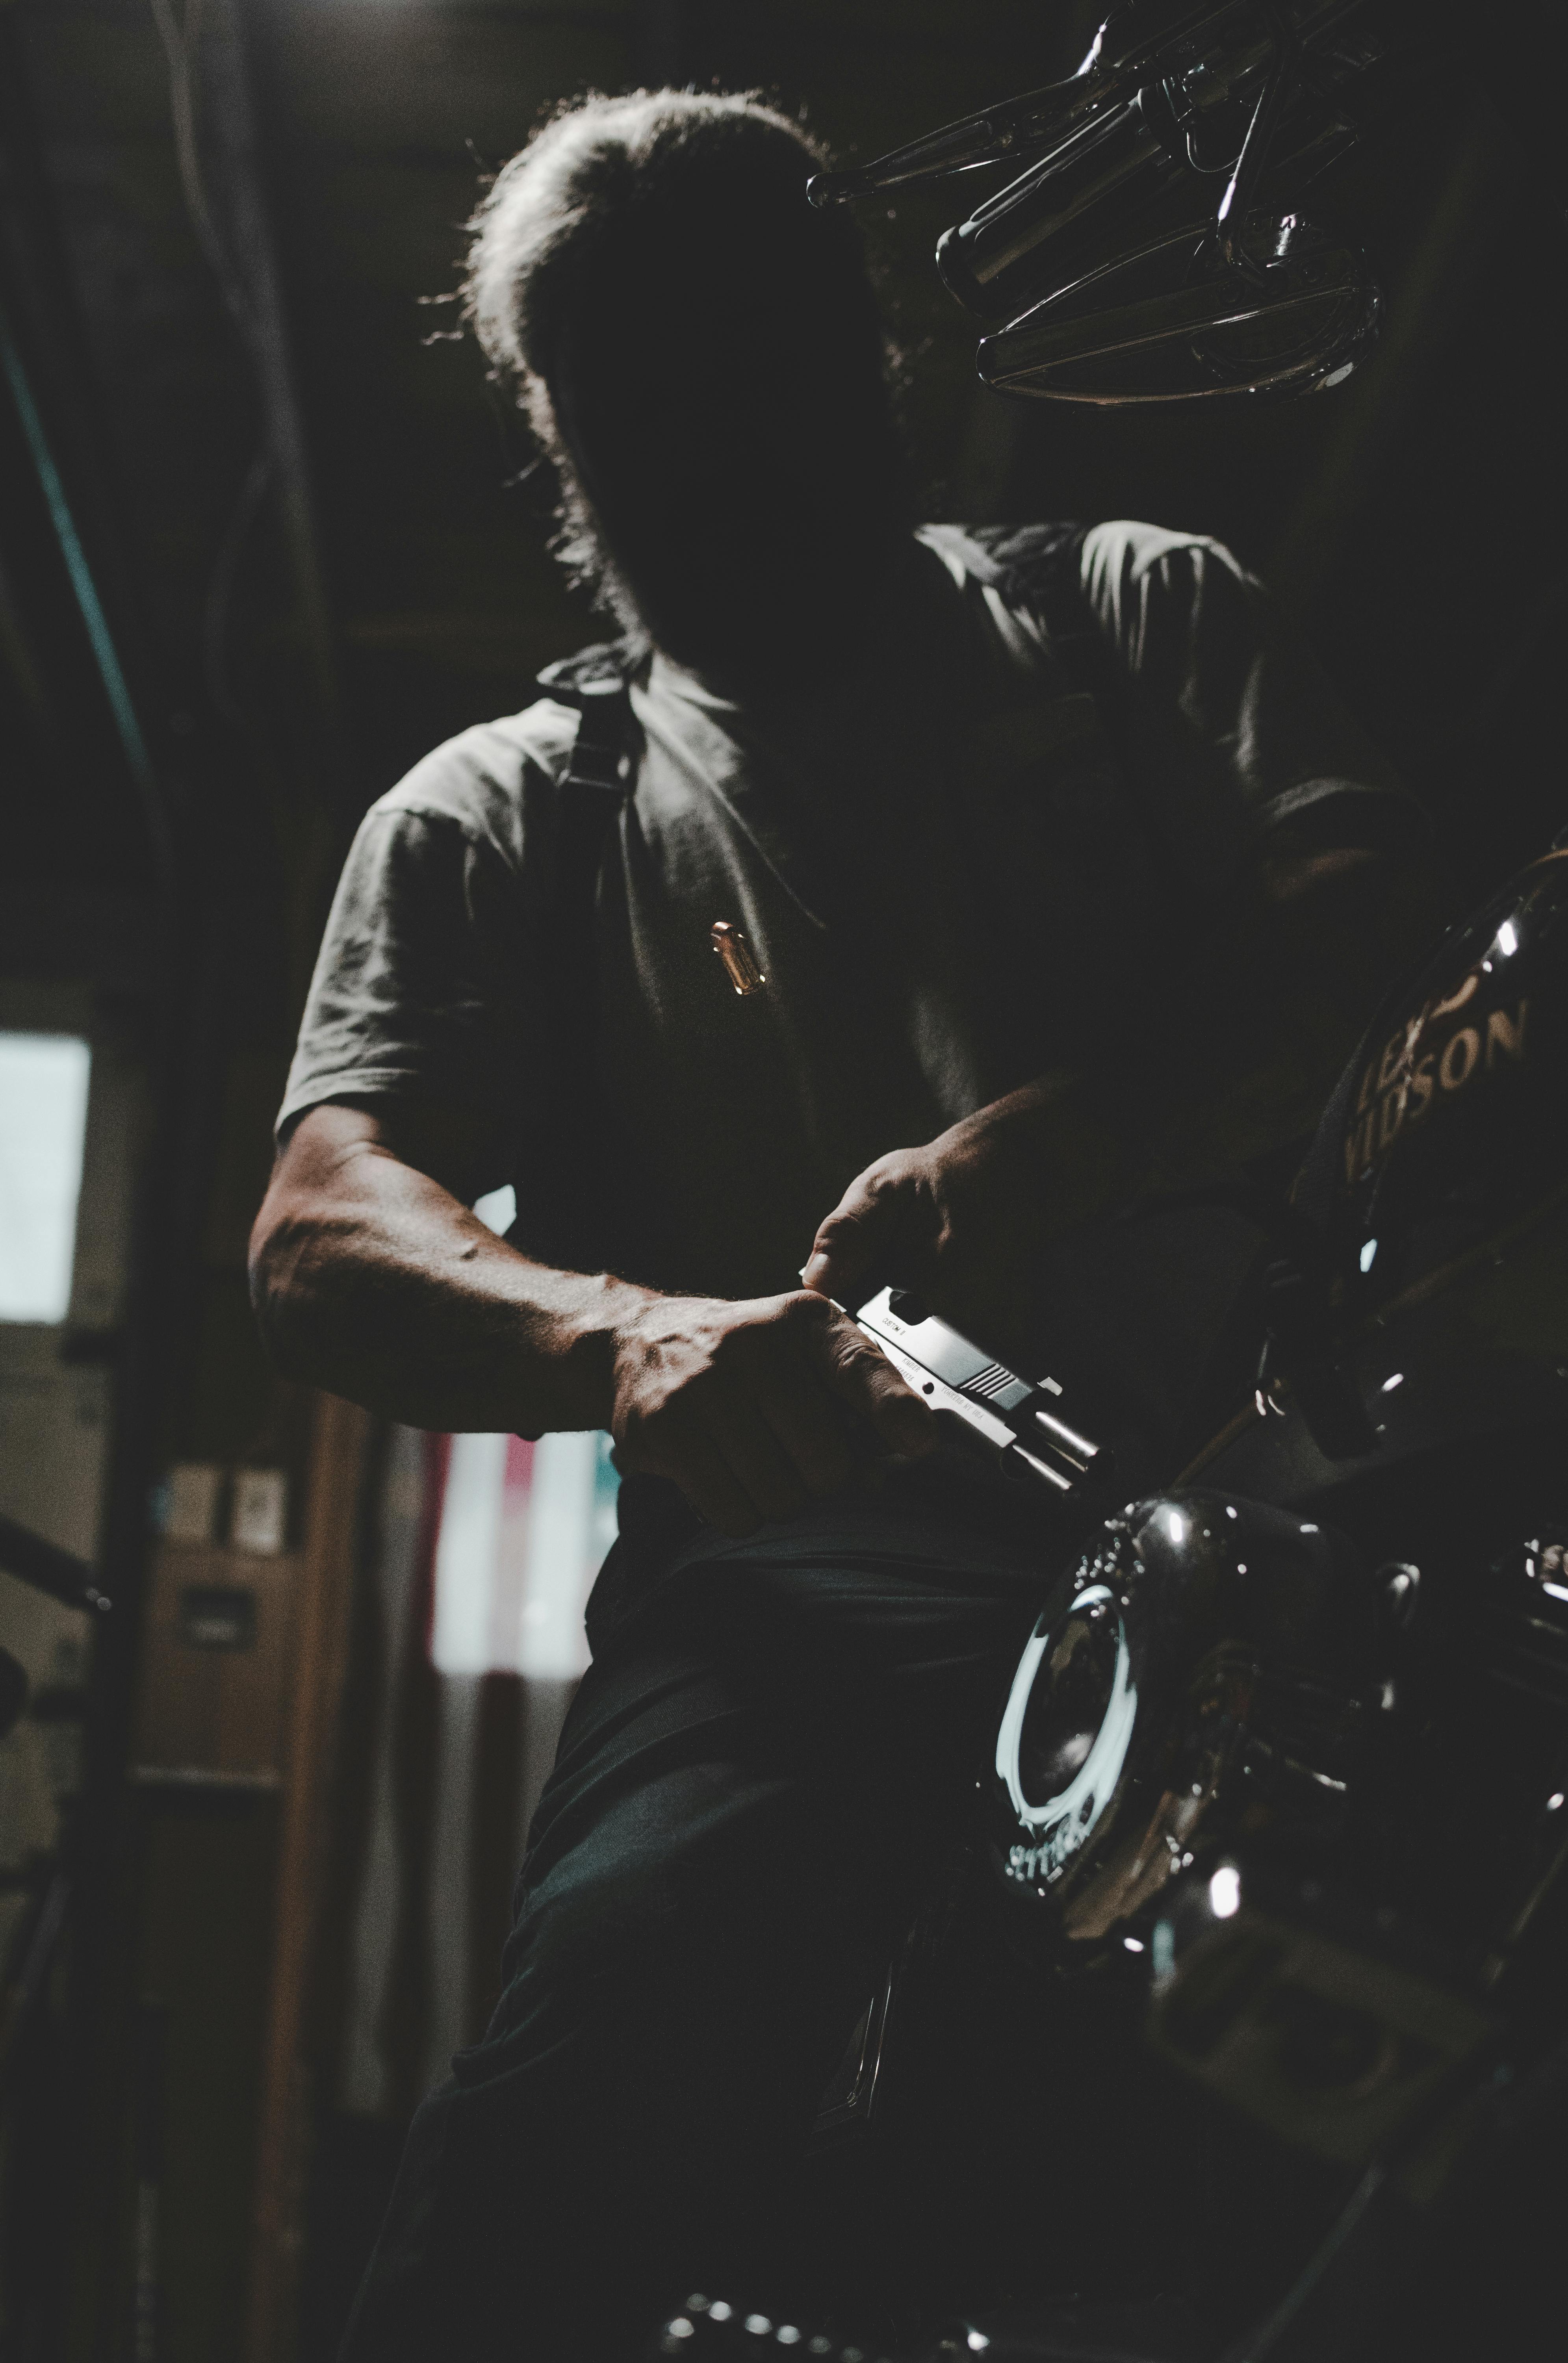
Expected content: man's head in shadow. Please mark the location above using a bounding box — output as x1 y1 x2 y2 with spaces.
466 91 909 694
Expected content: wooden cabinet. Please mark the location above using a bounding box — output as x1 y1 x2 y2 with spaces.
133 1542 303 1783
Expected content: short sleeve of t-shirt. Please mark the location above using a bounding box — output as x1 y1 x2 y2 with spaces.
1078 519 1419 888
276 708 573 1180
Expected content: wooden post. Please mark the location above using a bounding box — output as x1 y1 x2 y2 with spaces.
244 1391 371 2363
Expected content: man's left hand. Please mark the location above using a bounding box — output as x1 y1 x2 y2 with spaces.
800 1079 1124 1354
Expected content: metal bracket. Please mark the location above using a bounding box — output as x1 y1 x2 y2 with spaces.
1217 3 1302 271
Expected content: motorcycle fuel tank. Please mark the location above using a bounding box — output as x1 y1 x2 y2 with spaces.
1193 842 1568 1513
1314 844 1568 1313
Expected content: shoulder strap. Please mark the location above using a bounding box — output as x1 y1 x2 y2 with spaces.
526 642 638 1269
538 639 639 914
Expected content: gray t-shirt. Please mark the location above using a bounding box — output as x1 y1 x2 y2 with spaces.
280 521 1411 1304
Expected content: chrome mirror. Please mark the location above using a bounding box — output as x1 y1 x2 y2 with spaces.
976 211 1381 404
808 0 1441 404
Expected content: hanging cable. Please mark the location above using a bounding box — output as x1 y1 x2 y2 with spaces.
201 443 272 727
0 296 173 884
145 0 257 345
145 0 327 753
147 0 269 723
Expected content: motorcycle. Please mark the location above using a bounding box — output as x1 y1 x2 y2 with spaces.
648 809 1568 2363
642 12 1568 2347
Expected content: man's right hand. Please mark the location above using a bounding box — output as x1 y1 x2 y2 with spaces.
252 1104 933 1533
609 1288 936 1536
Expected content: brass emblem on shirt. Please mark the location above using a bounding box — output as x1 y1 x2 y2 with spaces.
711 920 766 997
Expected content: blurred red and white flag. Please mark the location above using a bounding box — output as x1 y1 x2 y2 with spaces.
336 1419 619 2116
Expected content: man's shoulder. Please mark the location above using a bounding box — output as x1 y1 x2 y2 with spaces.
922 517 1243 648
955 516 1237 593
918 517 1084 605
365 696 583 855
1079 517 1243 586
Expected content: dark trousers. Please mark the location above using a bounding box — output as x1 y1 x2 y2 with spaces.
338 1478 1049 2362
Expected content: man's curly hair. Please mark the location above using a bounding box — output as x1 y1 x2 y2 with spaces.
463 90 873 616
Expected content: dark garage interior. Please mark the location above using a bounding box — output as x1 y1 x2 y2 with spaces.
0 2 1565 2359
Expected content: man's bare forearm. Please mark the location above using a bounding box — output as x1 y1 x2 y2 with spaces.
251 1101 935 1534
249 1107 649 1434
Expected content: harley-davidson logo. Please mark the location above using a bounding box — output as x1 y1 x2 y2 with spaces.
1007 1838 1069 1886
1342 983 1528 1187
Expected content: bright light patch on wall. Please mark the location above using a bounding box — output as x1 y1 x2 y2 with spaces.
431 1430 509 1672
1208 1864 1242 1919
0 1032 91 1322
473 1183 515 1236
431 1427 619 1680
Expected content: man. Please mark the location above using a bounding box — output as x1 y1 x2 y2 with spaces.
252 89 1430 2361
